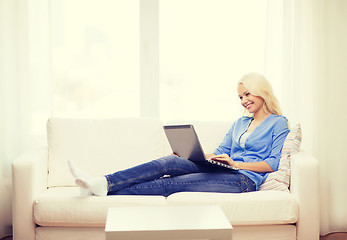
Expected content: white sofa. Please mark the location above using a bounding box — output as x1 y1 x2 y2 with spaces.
12 118 320 240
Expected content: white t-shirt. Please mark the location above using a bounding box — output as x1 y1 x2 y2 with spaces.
239 132 251 149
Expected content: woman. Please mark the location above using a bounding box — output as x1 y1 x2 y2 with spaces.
69 73 290 197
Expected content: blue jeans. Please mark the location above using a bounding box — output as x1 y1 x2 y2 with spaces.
105 155 256 197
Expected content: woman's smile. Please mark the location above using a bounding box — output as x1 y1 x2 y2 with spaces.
244 102 254 110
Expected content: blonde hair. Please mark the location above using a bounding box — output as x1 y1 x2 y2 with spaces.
238 73 283 116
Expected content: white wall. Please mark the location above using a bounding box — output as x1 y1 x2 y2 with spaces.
317 0 347 235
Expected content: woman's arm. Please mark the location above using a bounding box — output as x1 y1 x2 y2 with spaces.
210 154 274 173
235 160 273 172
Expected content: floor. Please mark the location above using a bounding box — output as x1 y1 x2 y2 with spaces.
320 233 347 240
1 233 347 240
1 237 11 240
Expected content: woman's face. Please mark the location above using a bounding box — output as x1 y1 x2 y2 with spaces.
237 83 265 115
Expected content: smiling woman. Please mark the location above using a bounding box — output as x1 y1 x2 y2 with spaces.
66 72 289 198
209 73 288 175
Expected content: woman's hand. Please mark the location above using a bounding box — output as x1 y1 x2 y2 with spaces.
210 154 239 169
205 153 216 160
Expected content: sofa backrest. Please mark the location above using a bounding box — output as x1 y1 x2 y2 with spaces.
47 118 169 187
47 118 234 187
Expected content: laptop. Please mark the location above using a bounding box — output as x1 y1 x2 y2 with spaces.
163 124 239 171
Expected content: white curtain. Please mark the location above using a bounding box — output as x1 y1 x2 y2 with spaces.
266 0 347 236
0 0 51 237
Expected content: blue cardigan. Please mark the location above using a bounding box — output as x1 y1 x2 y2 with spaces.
214 114 290 190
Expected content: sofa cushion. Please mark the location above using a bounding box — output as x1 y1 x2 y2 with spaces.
167 191 298 225
259 124 302 191
281 124 302 155
47 118 167 187
34 187 298 227
34 187 167 227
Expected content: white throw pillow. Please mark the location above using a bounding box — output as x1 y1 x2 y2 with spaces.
259 124 302 191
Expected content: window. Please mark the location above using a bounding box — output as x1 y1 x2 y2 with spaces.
160 0 268 121
51 0 268 120
51 0 140 118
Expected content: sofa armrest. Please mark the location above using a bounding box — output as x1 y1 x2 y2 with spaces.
290 151 320 240
12 147 48 240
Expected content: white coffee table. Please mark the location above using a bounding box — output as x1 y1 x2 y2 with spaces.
105 205 232 240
